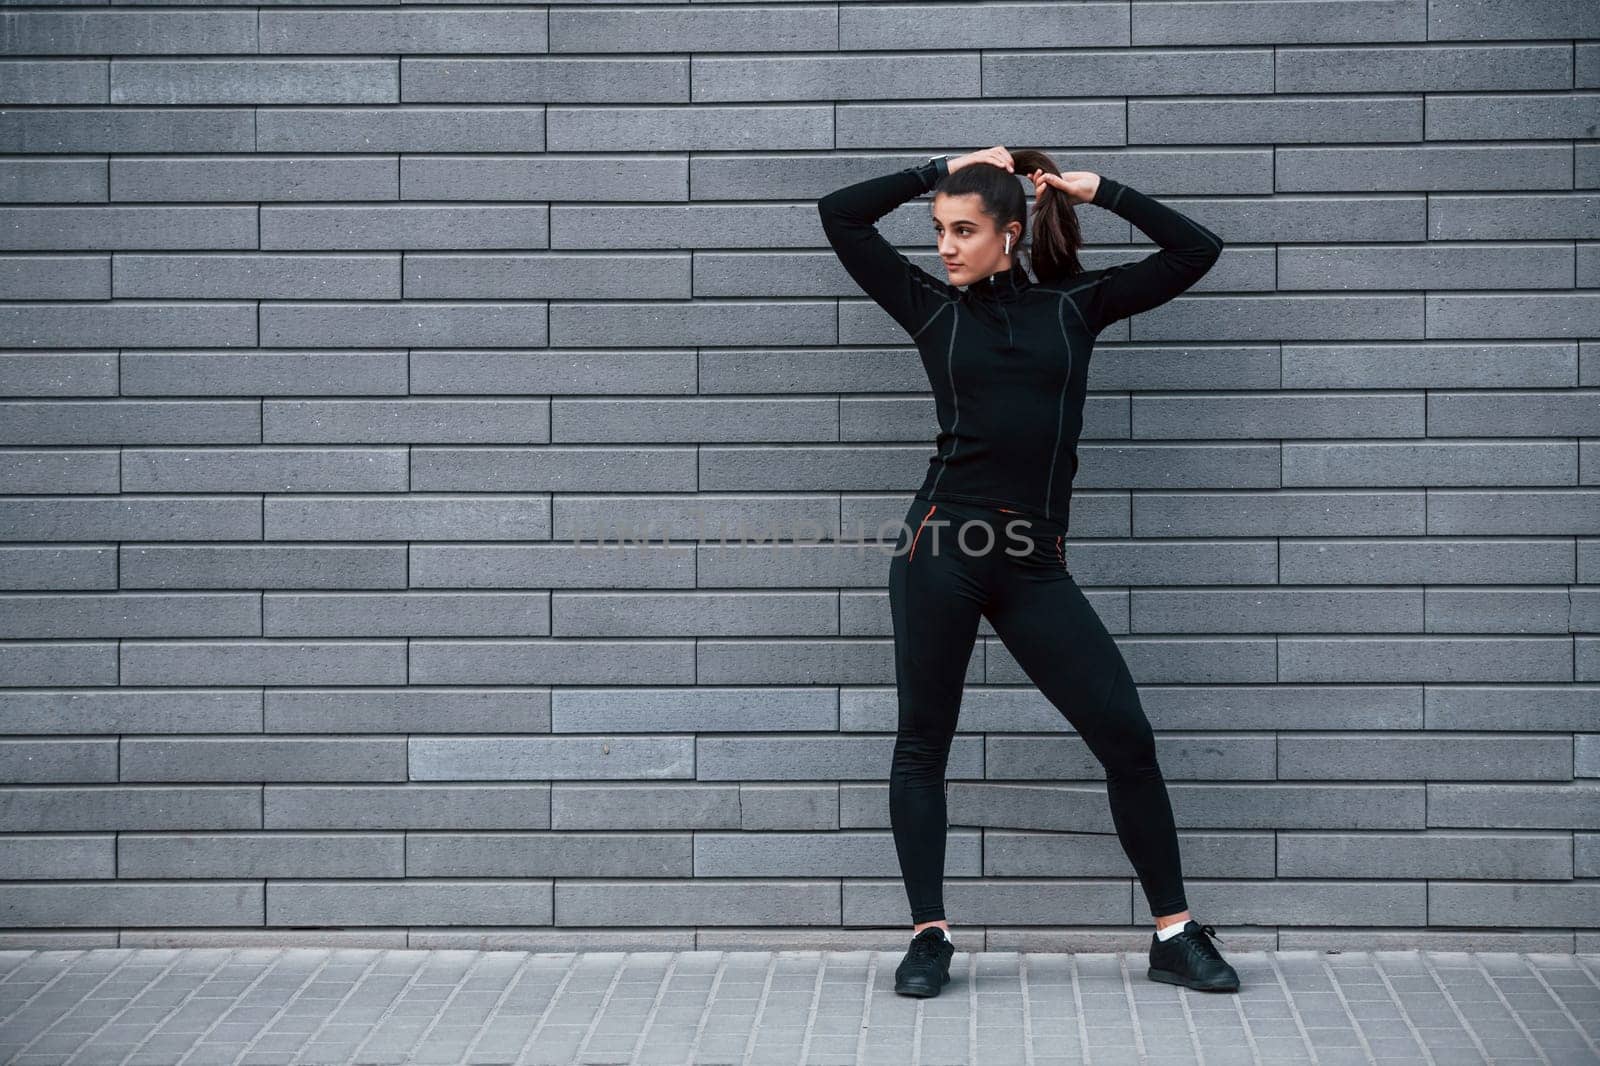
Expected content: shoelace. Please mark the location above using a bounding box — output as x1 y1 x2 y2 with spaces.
907 932 947 961
1177 922 1225 962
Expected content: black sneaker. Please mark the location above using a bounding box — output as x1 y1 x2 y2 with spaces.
1147 920 1240 992
893 926 955 997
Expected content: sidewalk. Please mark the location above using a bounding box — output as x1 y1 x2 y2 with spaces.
0 947 1596 1065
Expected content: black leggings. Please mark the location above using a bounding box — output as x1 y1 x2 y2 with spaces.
887 494 1189 924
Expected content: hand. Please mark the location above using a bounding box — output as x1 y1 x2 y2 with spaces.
948 146 1014 175
1029 169 1099 206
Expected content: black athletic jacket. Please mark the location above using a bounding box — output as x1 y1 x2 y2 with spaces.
817 156 1223 535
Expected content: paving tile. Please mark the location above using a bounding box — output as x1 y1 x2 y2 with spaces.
0 948 1596 1064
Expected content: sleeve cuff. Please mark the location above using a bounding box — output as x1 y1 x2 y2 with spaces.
914 154 948 190
1091 174 1120 207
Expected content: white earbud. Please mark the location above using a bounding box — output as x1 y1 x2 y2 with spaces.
1004 234 1012 254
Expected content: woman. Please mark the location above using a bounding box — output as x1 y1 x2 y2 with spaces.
817 146 1239 995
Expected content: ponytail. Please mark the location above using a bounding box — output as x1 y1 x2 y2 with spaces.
1008 149 1085 285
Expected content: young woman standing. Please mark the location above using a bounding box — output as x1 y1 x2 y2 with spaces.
817 146 1240 995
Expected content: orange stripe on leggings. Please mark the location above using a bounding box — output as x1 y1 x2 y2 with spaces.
908 503 937 561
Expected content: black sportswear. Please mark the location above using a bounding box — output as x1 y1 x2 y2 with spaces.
817 156 1224 535
819 157 1217 933
893 925 955 997
1148 920 1241 992
886 495 1189 926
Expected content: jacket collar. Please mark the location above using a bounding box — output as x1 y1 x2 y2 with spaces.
962 262 1033 304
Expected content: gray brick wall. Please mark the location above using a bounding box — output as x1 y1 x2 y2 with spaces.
0 1 1597 952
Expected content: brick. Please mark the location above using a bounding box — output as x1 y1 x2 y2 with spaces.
411 736 694 781
118 832 403 878
111 60 396 105
265 785 550 830
0 0 1591 949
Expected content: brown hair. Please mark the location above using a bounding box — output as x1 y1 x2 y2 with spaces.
932 149 1084 285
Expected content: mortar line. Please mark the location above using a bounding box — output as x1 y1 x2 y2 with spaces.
459 950 537 1065
1317 955 1379 1064
1467 952 1553 1065
626 950 681 1065
1071 952 1090 1066
403 948 495 1063
1522 953 1600 1062
739 950 779 1065
236 949 340 1065
1019 950 1035 1066
687 950 730 1063
797 950 827 1066
1415 949 1497 1064
1117 951 1148 1061
34 948 164 1065
1264 950 1319 1064
1368 953 1439 1065
283 947 390 1065
855 950 880 1064
512 951 583 1066
967 948 978 1065
348 947 434 1064
105 949 239 1066
572 950 629 1061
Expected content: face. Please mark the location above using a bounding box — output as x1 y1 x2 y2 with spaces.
932 192 1022 287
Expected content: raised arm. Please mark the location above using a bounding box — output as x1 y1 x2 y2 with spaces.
817 156 957 338
1074 175 1223 334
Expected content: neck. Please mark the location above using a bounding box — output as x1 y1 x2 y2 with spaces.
964 260 1032 303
